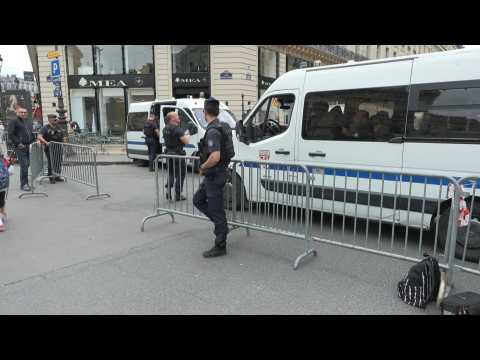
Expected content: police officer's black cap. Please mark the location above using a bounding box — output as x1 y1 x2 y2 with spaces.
204 97 219 108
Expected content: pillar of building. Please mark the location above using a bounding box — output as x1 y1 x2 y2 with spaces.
210 45 258 120
36 45 69 123
154 45 173 99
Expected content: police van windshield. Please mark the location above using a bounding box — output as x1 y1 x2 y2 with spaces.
193 108 237 129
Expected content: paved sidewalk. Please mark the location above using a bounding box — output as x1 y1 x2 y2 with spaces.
1 164 479 314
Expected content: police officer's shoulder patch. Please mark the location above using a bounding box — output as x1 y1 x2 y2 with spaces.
208 139 214 147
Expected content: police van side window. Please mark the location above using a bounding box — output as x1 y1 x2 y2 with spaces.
302 87 409 141
247 94 295 143
406 85 480 142
127 112 148 131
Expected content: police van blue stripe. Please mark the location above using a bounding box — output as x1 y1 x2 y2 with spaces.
241 162 480 187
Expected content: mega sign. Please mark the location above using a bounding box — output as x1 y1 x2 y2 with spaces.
78 77 127 88
68 74 154 89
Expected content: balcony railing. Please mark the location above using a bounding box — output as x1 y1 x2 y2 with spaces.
306 45 370 62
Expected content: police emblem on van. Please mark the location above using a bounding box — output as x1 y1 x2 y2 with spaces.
259 150 270 161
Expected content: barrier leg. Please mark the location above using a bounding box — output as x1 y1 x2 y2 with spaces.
294 172 318 270
140 210 175 232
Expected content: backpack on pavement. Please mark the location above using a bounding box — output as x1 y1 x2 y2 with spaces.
397 254 441 309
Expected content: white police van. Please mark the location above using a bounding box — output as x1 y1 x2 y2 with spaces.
232 47 480 260
126 98 237 164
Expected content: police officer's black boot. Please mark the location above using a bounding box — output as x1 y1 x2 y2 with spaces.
202 245 227 258
49 176 56 184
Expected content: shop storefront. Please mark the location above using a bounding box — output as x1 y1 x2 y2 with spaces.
258 47 279 99
66 45 155 135
171 45 210 99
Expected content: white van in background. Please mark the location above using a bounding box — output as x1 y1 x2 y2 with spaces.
232 47 480 260
126 98 237 164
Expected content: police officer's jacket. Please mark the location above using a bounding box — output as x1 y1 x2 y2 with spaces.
163 124 186 155
143 121 159 143
41 124 64 142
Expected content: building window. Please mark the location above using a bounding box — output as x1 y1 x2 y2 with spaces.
67 45 94 75
376 45 381 59
127 88 154 105
286 55 312 72
97 88 126 135
385 47 390 58
70 89 97 132
407 46 411 53
94 45 123 75
413 50 417 55
124 45 153 74
393 51 397 57
259 47 278 79
302 86 409 142
172 45 209 73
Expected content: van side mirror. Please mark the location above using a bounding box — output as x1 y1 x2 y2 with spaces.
236 120 249 144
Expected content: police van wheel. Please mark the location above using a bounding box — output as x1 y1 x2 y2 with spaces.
224 172 247 211
437 201 480 263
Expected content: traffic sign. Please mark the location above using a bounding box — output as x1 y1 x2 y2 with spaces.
53 80 61 86
53 87 62 98
47 50 60 59
51 60 60 77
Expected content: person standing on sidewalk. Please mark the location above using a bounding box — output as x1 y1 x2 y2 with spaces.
193 97 235 258
37 114 65 184
144 113 161 172
7 107 34 191
163 112 189 201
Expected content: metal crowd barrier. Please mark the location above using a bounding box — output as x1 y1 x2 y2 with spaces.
18 142 48 199
140 154 317 270
139 154 480 294
48 142 111 200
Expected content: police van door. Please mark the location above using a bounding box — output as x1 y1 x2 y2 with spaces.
238 90 298 204
297 60 413 221
160 105 199 158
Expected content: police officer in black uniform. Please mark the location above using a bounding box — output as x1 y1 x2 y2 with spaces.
144 113 161 172
163 112 190 201
193 97 235 258
37 114 65 184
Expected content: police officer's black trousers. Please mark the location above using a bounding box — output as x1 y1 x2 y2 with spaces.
146 138 158 171
193 171 228 248
45 145 62 177
167 157 186 196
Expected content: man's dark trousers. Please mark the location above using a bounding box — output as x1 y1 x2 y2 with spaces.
167 157 186 196
146 138 158 171
193 170 228 248
15 147 30 188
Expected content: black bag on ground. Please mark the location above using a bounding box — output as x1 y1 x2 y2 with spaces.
441 292 480 315
397 254 441 309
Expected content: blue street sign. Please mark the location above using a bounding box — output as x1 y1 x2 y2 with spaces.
53 80 61 86
51 59 60 77
53 87 62 98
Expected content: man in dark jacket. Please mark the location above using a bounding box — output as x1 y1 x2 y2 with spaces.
7 107 34 191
